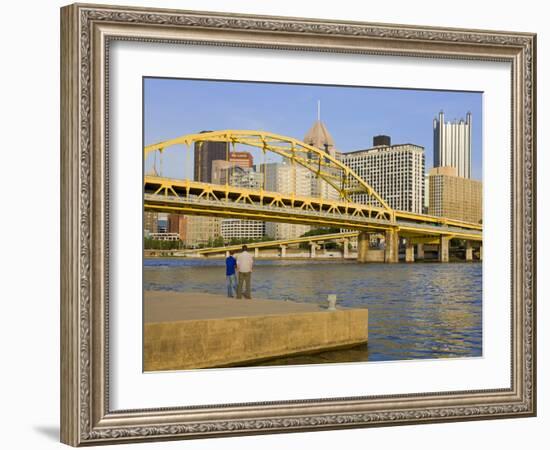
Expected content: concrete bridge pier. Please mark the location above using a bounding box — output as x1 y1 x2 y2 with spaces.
479 245 483 261
357 232 369 263
439 236 450 262
384 229 398 263
280 244 287 258
342 238 349 259
405 240 415 262
416 243 425 260
465 241 473 261
309 242 318 258
254 247 259 258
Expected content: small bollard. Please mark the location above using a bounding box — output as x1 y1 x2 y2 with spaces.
327 294 337 311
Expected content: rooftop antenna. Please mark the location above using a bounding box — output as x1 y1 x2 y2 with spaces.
317 100 321 121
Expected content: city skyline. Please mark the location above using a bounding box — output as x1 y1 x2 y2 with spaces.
144 77 483 180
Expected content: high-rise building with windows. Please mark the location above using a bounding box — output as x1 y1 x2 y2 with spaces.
211 160 235 185
212 158 260 187
423 174 430 214
157 213 169 233
144 211 158 237
193 131 229 182
303 119 340 201
168 214 188 242
229 151 253 169
341 137 425 214
221 219 265 241
228 166 263 189
263 162 311 240
219 166 265 241
433 111 472 179
184 215 221 248
428 166 482 223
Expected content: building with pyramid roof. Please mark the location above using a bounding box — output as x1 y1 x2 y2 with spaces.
303 120 337 158
302 118 339 201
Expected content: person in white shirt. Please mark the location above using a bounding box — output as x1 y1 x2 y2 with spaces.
236 245 254 299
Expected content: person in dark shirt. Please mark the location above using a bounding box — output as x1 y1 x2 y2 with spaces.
225 250 237 298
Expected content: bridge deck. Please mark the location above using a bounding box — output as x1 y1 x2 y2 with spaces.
145 193 482 240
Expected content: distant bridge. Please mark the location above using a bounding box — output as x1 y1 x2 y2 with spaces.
187 231 359 257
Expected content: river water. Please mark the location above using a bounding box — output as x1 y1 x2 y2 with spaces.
144 259 482 364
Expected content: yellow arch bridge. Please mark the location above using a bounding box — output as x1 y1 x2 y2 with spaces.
144 130 482 263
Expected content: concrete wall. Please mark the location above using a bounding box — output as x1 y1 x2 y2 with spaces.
144 309 368 371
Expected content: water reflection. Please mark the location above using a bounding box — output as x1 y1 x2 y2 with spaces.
144 259 482 363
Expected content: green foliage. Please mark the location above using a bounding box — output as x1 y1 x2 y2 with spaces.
299 227 341 238
298 227 341 249
144 237 181 250
207 236 225 248
203 235 276 248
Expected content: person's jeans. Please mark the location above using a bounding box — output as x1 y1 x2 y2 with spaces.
226 274 237 298
237 272 252 299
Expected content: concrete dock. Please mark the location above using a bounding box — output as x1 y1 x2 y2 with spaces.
144 291 368 371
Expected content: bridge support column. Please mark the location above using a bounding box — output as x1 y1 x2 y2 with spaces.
405 240 415 262
280 244 287 258
357 232 369 263
384 229 398 263
225 251 230 258
416 243 425 260
254 247 259 258
342 238 349 259
439 236 450 262
478 245 483 261
465 241 473 261
309 242 318 259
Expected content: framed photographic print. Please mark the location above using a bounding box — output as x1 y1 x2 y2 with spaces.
60 3 536 446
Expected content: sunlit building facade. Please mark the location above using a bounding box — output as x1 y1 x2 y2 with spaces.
221 219 265 241
263 162 311 240
341 137 425 214
184 216 221 248
219 166 265 240
428 166 482 223
433 111 472 179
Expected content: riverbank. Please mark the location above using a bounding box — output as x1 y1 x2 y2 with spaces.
144 260 482 363
144 291 368 371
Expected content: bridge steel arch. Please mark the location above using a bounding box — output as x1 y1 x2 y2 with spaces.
144 130 395 220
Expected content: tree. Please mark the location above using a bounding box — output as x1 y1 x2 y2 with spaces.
300 227 341 238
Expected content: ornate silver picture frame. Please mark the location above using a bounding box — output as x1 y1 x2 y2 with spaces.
60 3 536 446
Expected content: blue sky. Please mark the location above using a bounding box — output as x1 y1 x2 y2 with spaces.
144 78 483 180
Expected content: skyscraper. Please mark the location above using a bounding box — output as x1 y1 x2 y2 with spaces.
341 137 425 214
304 119 336 158
193 131 228 182
219 166 265 241
428 166 482 223
303 117 339 201
264 162 311 240
433 111 472 179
